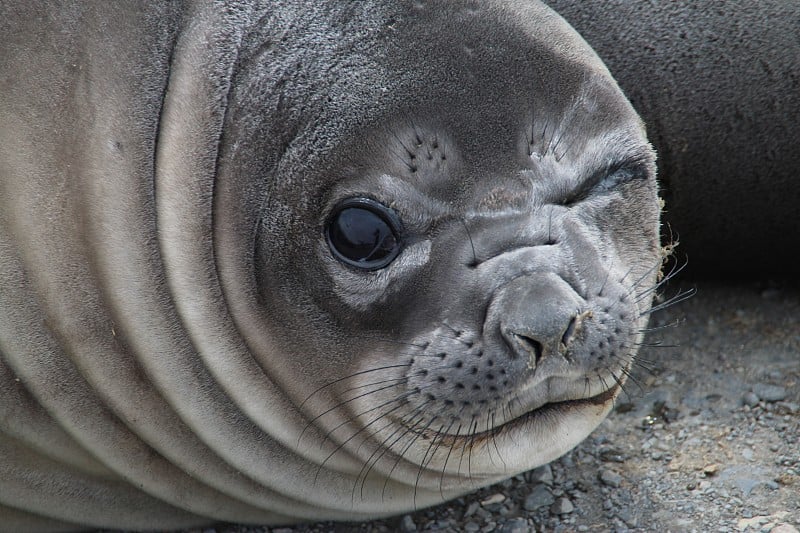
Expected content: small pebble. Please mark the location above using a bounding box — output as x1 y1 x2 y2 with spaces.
499 518 530 533
742 391 760 407
617 509 638 528
464 521 481 533
599 447 626 463
529 464 554 485
399 515 417 532
480 493 506 506
463 501 480 519
599 469 623 488
550 496 574 515
523 484 555 511
778 402 799 414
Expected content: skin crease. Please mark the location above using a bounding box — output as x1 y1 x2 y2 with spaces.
0 1 667 531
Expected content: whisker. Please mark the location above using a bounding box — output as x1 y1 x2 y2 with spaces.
300 362 412 408
633 259 689 303
638 318 685 333
414 421 446 505
618 264 638 286
642 287 696 316
626 260 666 298
617 364 645 400
315 397 410 485
455 418 472 479
466 418 479 482
319 387 415 455
635 340 680 348
405 416 440 509
489 411 507 471
356 406 430 502
437 418 460 498
460 218 478 266
338 374 411 397
629 353 660 376
483 411 497 467
298 379 408 447
371 409 430 502
597 267 615 298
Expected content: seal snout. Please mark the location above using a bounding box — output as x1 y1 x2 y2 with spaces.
499 272 585 370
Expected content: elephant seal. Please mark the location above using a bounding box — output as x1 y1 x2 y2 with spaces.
0 1 661 530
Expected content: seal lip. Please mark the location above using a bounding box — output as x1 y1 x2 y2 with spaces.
325 197 405 271
415 381 622 445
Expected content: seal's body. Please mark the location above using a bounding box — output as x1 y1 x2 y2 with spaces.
0 0 793 531
1 1 659 529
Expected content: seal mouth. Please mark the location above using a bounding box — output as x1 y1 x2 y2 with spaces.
418 380 622 445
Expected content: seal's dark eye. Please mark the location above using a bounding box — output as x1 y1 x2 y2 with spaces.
326 198 403 270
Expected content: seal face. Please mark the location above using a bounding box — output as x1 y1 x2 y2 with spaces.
249 0 661 501
282 112 659 491
0 0 661 529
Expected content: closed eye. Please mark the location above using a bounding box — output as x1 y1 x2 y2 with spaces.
563 161 648 206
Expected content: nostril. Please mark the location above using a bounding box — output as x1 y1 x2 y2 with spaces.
561 314 577 347
513 333 543 363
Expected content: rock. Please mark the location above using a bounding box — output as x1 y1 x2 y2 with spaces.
742 391 760 407
752 384 787 403
771 524 800 533
599 469 623 488
523 484 555 511
400 514 417 532
550 497 574 515
480 493 506 506
528 464 554 485
499 518 531 533
599 446 627 463
463 501 480 519
464 521 481 533
617 509 638 528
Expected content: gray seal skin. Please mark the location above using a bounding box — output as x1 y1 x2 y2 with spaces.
0 1 661 531
544 0 800 278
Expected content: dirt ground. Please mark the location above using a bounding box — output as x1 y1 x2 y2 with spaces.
190 278 800 533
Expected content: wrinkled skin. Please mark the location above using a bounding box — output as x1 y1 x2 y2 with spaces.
0 1 661 530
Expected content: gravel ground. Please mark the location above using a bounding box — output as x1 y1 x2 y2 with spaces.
178 279 800 533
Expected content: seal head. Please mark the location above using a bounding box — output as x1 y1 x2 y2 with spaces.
0 0 661 527
241 0 661 498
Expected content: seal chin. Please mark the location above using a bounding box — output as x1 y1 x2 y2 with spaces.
496 377 621 437
427 371 623 445
400 377 623 482
487 382 621 476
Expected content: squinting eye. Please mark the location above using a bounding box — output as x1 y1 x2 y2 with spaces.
326 198 403 270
